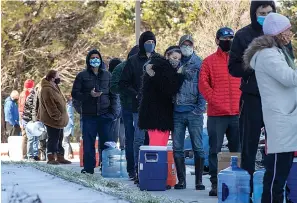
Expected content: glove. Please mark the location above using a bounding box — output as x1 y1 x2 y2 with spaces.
177 66 183 74
145 64 155 77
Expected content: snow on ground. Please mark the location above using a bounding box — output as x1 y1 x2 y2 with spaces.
1 164 128 203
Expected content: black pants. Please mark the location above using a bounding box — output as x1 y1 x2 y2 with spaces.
240 93 264 180
110 118 121 143
45 125 64 155
262 152 294 203
208 116 240 184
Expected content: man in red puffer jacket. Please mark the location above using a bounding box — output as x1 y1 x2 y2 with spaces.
19 79 35 159
198 27 241 196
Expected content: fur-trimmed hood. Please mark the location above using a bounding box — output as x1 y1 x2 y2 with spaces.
243 35 277 70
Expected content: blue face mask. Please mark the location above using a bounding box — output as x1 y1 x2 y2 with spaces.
144 43 155 53
90 58 101 68
257 16 266 26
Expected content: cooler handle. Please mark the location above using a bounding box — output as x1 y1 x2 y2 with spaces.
145 153 159 163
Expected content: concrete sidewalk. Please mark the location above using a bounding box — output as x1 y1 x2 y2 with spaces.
1 164 128 203
55 160 217 203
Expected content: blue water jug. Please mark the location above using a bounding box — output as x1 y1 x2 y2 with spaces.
253 170 287 203
254 169 287 203
102 147 121 178
218 156 250 203
253 169 265 203
120 149 129 178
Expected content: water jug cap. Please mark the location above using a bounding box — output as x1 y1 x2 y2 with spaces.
230 156 238 167
104 142 117 148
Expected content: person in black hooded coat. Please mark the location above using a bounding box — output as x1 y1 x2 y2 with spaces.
227 0 276 194
119 31 161 184
227 0 294 199
138 46 184 146
72 49 119 174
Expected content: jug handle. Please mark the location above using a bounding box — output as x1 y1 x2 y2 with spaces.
222 183 229 201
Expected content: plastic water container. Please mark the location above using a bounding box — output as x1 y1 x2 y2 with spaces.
218 156 250 203
253 169 287 203
8 136 23 161
102 147 121 178
287 158 297 202
139 146 168 191
253 169 265 203
120 149 129 178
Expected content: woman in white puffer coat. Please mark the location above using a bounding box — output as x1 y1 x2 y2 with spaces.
243 13 296 203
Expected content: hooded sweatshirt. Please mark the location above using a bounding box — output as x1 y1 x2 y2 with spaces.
71 49 119 117
228 0 276 96
119 31 160 112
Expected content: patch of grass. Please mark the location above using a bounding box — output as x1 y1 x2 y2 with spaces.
2 161 184 203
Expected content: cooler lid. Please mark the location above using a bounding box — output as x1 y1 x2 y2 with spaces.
140 146 167 151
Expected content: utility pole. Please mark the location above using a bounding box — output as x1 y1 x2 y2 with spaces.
135 0 141 45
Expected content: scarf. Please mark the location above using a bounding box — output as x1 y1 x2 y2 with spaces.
281 45 296 70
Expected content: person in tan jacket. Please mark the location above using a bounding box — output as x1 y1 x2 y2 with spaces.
38 70 71 165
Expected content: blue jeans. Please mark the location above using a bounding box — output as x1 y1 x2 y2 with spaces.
122 109 135 176
132 113 145 172
82 115 112 171
173 111 205 159
23 120 39 158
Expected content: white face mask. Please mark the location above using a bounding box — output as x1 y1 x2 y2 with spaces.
180 45 193 57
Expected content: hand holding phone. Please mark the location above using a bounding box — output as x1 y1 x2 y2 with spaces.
91 88 102 97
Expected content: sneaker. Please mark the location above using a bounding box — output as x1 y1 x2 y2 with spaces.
134 177 139 185
81 169 94 174
33 156 40 161
128 173 136 180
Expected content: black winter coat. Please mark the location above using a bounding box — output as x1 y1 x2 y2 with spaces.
138 56 184 131
228 1 276 96
72 50 119 117
119 31 160 113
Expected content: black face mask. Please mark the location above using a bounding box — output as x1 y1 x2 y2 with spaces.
219 40 232 52
54 78 61 85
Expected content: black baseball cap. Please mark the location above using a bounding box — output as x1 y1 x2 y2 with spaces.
216 27 234 39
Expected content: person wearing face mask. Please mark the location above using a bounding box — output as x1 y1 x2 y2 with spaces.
138 46 184 146
173 35 206 190
228 0 277 191
119 31 161 184
243 13 296 203
198 27 241 196
72 49 119 174
38 70 71 165
4 90 21 137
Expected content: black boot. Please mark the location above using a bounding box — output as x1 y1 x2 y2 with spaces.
174 157 186 189
209 184 217 196
195 157 205 190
